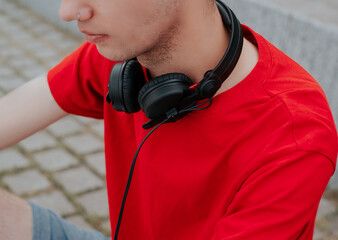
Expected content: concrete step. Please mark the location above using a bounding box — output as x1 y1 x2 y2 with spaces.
244 0 338 29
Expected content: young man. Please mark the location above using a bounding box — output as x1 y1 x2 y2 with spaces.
0 0 337 239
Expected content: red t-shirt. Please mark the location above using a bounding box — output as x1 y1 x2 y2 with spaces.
47 25 338 239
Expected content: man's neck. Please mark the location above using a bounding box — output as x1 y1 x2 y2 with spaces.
138 2 228 82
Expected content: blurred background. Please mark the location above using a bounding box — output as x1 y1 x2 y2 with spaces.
0 0 337 239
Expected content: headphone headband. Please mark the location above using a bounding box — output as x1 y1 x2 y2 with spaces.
197 0 243 98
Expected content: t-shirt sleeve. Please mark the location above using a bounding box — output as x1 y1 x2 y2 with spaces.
211 151 333 240
47 42 116 119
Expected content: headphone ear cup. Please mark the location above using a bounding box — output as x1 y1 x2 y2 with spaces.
122 60 147 113
138 73 193 119
109 59 146 113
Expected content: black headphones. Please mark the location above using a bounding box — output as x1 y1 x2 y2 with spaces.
106 0 243 129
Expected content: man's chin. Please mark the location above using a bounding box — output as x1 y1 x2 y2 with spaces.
96 45 116 60
96 45 135 62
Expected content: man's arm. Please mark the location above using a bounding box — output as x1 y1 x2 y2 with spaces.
0 75 68 150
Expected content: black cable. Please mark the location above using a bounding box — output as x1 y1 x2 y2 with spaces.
114 97 212 240
180 98 213 114
114 117 170 240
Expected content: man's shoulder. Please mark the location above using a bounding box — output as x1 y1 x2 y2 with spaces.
262 69 337 166
238 27 337 166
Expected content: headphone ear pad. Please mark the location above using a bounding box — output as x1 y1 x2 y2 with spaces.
121 60 146 113
138 73 193 119
109 60 146 113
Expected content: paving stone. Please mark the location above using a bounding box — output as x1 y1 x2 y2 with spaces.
4 3 26 13
7 29 34 42
328 173 338 191
46 58 64 69
20 65 47 80
28 190 76 216
33 148 78 171
18 131 58 152
8 56 39 69
0 0 16 11
0 15 10 25
0 149 30 171
317 197 337 218
55 166 104 194
23 40 51 53
63 133 103 155
20 17 40 29
47 116 84 137
30 23 56 35
3 169 51 195
42 31 66 43
85 152 106 177
313 228 325 240
0 66 15 77
90 121 104 138
33 47 59 60
0 47 21 58
66 215 94 231
75 116 99 125
102 220 111 233
329 216 338 235
8 8 31 23
1 24 24 36
55 39 82 52
0 75 26 92
0 37 9 49
77 189 109 217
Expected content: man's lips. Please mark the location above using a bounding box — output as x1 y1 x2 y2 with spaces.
81 31 109 43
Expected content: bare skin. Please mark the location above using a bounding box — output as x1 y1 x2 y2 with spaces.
0 0 258 239
0 188 33 240
0 75 67 150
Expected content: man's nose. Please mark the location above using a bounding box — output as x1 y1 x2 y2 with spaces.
59 0 92 22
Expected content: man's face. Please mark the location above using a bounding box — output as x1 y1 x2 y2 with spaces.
59 0 181 61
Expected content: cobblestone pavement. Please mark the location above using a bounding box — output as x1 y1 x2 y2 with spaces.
0 0 337 239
